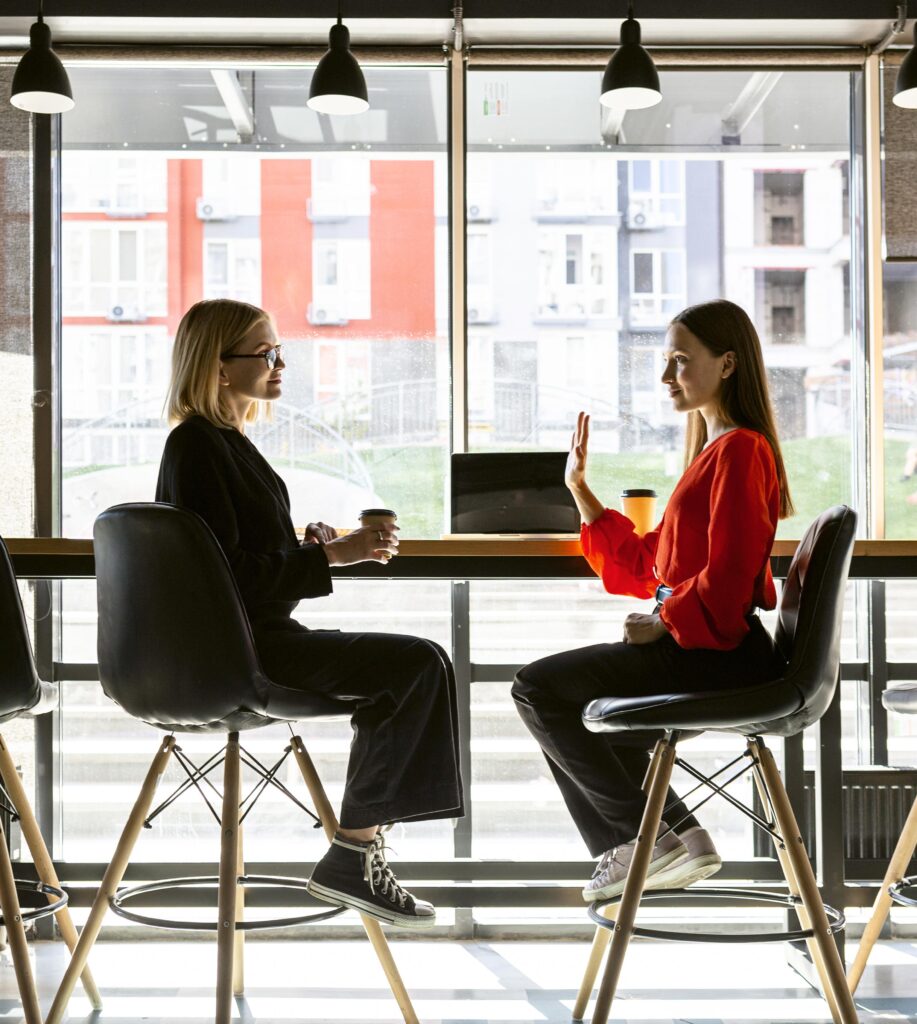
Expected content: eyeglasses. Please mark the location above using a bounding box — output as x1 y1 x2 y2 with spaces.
221 344 283 371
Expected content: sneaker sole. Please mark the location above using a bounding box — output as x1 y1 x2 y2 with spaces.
650 853 723 890
581 847 689 902
306 880 437 930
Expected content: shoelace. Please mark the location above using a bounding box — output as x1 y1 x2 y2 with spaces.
592 847 620 882
361 832 412 909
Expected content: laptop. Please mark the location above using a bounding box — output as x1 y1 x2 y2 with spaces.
448 452 580 536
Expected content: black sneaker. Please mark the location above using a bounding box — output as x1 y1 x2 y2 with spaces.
307 832 436 930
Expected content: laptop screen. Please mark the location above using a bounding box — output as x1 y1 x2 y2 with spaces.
450 452 580 534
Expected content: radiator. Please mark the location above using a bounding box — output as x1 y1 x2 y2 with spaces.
753 767 917 870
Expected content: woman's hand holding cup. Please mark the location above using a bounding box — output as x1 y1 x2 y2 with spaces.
322 523 400 566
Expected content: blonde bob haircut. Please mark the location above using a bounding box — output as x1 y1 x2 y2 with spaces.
166 298 273 428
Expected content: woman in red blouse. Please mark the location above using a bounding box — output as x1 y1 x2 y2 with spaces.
512 299 793 901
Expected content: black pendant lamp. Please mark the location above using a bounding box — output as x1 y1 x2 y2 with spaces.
307 2 369 116
895 24 917 108
10 3 74 114
600 2 661 111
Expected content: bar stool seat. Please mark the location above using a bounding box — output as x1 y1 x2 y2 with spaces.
847 683 917 994
46 503 420 1024
573 505 860 1024
0 536 102 1024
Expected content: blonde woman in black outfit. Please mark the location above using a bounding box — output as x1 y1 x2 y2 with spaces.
156 298 463 929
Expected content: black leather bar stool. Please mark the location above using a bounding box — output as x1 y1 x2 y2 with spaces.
46 503 420 1024
573 505 859 1024
0 537 101 1023
848 683 917 993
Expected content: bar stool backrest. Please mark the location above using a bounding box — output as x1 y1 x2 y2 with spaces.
94 502 273 732
0 537 44 722
769 504 856 736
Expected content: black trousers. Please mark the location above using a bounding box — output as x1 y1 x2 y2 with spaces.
256 625 464 830
512 616 785 857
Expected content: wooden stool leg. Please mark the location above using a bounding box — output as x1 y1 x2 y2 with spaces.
750 745 840 1024
289 734 420 1024
215 733 241 1024
572 904 616 1020
848 790 917 993
0 817 41 1024
46 735 176 1024
755 739 859 1024
0 732 103 1010
233 822 245 997
592 736 677 1024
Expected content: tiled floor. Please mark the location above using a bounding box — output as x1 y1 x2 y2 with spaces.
2 936 915 1022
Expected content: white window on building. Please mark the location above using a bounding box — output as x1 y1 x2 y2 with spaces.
630 249 686 326
535 158 615 217
309 157 371 220
537 229 614 321
62 223 167 318
627 159 686 229
200 155 261 218
62 153 167 214
311 238 371 322
61 325 170 425
204 238 261 306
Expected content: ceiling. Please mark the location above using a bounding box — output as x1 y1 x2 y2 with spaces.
0 2 912 49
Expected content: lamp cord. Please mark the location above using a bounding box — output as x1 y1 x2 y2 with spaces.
337 0 342 26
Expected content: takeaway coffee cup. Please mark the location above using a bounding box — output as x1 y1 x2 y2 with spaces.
621 489 657 537
359 508 398 561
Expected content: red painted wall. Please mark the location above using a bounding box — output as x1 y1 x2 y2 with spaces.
260 160 312 336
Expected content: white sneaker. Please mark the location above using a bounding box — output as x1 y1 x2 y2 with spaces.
649 826 722 889
582 821 688 902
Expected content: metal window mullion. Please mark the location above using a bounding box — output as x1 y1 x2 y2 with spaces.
449 43 467 456
32 109 62 935
864 54 885 540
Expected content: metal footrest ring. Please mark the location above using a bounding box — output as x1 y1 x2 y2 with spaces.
0 879 68 926
589 886 845 944
109 874 345 931
889 875 917 908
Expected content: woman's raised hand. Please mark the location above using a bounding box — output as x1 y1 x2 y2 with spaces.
565 411 590 492
321 524 400 566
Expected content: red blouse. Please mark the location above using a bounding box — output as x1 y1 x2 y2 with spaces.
580 428 780 651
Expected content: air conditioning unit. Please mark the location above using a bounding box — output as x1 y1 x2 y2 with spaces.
626 200 660 230
468 303 496 324
196 197 237 222
107 304 147 323
467 199 494 222
307 303 348 326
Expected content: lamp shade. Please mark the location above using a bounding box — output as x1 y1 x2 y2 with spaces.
600 16 661 111
307 22 369 116
894 25 917 109
10 18 74 114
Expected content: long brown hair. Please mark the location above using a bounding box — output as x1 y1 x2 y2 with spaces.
671 299 794 519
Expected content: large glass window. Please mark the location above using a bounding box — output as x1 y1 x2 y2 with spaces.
467 69 854 541
61 66 449 541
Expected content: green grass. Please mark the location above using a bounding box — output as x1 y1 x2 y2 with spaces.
358 437 858 539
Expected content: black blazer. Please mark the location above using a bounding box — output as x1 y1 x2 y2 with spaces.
155 415 332 629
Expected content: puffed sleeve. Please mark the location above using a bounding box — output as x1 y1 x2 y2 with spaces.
659 433 776 650
580 509 660 599
156 423 332 606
